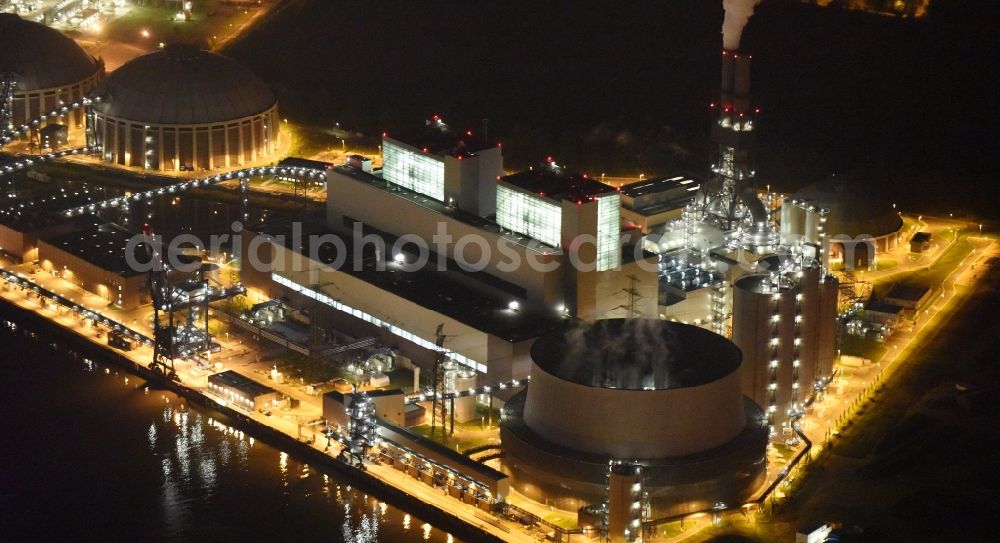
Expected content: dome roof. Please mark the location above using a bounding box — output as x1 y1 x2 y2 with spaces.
93 44 276 125
792 177 903 239
0 14 99 91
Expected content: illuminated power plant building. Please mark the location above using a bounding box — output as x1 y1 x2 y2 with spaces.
323 124 655 321
618 175 701 234
496 161 626 317
240 120 658 385
90 44 279 171
380 118 501 216
637 47 846 438
0 13 103 132
500 319 768 522
648 49 780 332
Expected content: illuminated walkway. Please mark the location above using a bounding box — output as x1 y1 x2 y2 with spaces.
61 164 327 217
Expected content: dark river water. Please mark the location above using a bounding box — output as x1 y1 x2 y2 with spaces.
0 316 456 543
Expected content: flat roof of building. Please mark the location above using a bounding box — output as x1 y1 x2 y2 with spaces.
376 422 508 493
618 175 701 217
620 175 699 198
331 164 557 252
324 388 404 402
0 188 101 233
276 156 334 171
251 215 562 343
385 117 496 158
42 221 146 278
885 283 931 302
500 163 617 204
866 302 904 315
910 232 932 243
208 370 278 398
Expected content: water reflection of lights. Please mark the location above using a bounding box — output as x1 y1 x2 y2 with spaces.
403 514 411 530
422 522 432 540
279 451 288 479
341 502 379 543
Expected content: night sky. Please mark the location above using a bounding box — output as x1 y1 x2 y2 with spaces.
226 0 996 218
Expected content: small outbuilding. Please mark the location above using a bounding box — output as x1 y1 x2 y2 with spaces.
208 370 282 411
909 231 932 253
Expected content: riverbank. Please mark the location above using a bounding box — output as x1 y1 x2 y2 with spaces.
0 296 502 543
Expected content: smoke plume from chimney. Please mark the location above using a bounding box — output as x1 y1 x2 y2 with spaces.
722 0 763 50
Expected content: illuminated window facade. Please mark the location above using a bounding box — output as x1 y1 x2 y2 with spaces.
596 193 621 271
381 139 445 201
495 184 562 247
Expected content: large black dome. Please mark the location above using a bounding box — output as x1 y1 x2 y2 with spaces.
93 44 276 125
793 177 903 238
0 14 99 91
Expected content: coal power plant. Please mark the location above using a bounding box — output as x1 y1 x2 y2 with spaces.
500 319 768 520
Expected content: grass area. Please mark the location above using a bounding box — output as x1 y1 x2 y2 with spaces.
271 351 351 385
408 423 498 453
872 230 974 292
104 2 260 50
873 258 897 271
543 513 578 531
771 443 798 463
772 261 1000 541
839 334 887 361
408 403 502 452
654 521 688 539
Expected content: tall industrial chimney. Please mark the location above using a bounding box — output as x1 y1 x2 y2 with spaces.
707 49 758 230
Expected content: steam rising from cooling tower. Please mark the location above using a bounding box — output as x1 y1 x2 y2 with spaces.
722 0 763 50
554 319 678 390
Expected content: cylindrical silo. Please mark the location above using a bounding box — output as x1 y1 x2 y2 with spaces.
804 208 822 245
733 274 799 432
817 275 839 380
780 202 806 246
452 368 478 423
795 262 821 398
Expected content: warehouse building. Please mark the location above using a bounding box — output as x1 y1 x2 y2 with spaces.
0 188 100 262
208 370 283 411
37 220 148 309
